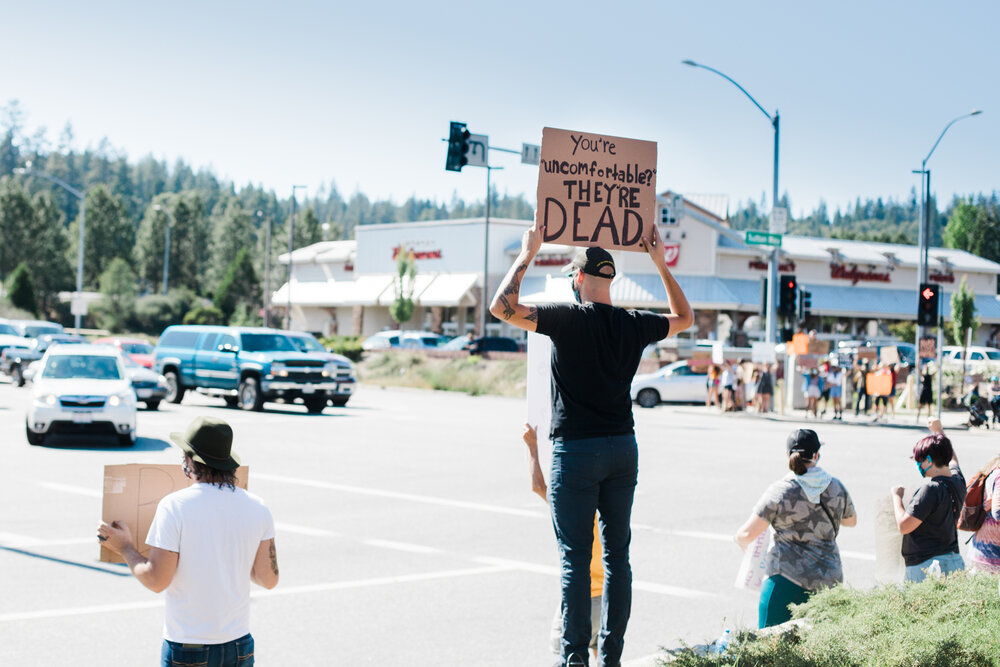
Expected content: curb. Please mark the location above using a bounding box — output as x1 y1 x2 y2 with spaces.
671 407 970 432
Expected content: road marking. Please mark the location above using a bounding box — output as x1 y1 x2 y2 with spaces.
254 472 547 519
38 482 101 498
841 550 876 562
473 556 717 599
363 539 441 554
669 529 733 542
0 566 511 623
275 522 339 537
0 532 93 548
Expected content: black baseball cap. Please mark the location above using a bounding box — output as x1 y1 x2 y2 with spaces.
786 429 821 458
568 247 616 279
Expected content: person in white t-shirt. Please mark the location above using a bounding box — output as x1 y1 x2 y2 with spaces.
99 416 278 667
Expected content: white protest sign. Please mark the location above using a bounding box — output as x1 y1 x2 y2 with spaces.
752 341 777 364
526 332 553 484
735 529 771 590
874 492 906 585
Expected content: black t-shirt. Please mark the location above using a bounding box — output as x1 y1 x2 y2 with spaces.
535 302 670 440
901 464 966 566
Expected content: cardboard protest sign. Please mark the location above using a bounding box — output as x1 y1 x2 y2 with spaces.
101 464 249 563
537 127 656 252
880 346 900 364
807 339 830 355
857 347 877 361
867 371 893 397
919 337 936 359
690 350 713 368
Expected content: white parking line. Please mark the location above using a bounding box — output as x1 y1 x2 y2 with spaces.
275 522 340 537
254 472 546 519
38 482 101 498
362 539 441 554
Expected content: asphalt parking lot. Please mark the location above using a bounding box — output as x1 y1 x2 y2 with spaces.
2 378 999 665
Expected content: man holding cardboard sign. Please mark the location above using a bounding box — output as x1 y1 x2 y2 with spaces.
98 417 277 667
491 203 692 664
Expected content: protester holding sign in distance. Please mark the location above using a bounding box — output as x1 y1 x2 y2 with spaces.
490 211 692 667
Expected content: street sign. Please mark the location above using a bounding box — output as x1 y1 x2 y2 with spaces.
745 230 782 247
521 143 540 165
465 134 489 168
70 296 88 316
770 206 788 234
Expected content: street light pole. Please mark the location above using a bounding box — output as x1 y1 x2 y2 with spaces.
912 109 983 414
286 185 307 330
14 163 86 331
153 203 174 295
682 60 780 343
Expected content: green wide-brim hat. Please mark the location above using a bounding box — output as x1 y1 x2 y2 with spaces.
170 416 241 471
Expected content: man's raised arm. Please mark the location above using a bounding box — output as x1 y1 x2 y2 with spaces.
489 219 543 332
641 224 694 333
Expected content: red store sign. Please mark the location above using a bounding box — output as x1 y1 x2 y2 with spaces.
534 256 570 267
830 263 891 285
749 260 796 272
663 243 680 267
929 272 955 284
392 246 442 261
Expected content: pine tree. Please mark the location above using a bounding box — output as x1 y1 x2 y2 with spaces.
7 262 36 315
214 248 260 322
69 185 133 288
208 197 256 293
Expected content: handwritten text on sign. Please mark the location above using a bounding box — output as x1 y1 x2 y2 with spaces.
536 127 657 252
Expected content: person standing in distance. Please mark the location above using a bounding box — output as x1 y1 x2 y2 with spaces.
490 218 693 667
98 416 278 667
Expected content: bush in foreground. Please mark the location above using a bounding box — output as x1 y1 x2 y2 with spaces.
666 573 1000 667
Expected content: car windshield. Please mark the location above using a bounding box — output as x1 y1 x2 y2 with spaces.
122 341 154 355
44 355 122 380
289 336 325 353
0 324 17 335
987 351 1000 361
241 333 296 353
118 354 139 368
26 325 63 338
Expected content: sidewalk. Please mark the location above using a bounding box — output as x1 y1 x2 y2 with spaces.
675 404 972 432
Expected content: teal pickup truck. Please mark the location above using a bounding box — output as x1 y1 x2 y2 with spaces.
153 325 355 413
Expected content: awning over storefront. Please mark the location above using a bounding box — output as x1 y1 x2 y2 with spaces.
376 274 435 306
339 275 395 306
416 273 480 307
271 281 354 307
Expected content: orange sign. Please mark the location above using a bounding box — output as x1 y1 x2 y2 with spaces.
537 127 657 252
867 371 893 397
791 333 810 356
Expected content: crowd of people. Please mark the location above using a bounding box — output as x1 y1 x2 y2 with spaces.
705 359 776 413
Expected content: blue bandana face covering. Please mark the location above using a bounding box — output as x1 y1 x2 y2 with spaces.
916 456 932 477
570 273 582 303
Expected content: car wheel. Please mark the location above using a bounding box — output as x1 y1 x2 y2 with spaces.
330 397 349 408
164 371 185 404
118 431 136 447
145 399 160 411
224 396 240 408
239 376 264 411
25 424 45 446
12 364 24 387
304 397 326 414
636 388 660 408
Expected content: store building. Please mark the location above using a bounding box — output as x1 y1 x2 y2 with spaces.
273 192 1000 346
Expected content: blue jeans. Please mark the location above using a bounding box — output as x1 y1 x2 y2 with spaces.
161 633 254 667
904 553 965 583
550 434 638 667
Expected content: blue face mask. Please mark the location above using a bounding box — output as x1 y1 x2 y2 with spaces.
916 456 932 478
570 273 582 304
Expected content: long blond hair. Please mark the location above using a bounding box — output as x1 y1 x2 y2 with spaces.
978 454 1000 479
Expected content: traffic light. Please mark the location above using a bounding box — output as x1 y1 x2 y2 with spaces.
918 283 940 327
799 289 812 319
445 121 471 172
778 274 797 318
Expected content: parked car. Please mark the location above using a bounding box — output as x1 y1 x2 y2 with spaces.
361 329 448 350
26 344 137 447
285 332 357 407
630 360 708 408
0 336 35 385
154 325 343 413
0 321 19 336
469 336 520 353
94 336 156 369
35 333 88 354
942 345 1000 373
118 353 168 410
9 319 64 339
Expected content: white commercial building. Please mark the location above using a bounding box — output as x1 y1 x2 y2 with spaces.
273 192 1000 346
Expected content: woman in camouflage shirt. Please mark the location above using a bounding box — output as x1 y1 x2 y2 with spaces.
735 429 857 628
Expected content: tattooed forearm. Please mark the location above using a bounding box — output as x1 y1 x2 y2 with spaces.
502 263 529 296
269 541 278 575
525 307 537 323
498 295 516 320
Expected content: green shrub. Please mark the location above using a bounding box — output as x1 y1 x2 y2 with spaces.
665 573 1000 667
320 335 364 362
7 262 37 315
183 305 225 325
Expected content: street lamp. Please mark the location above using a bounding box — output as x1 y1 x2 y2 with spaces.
286 185 307 330
682 60 781 344
152 203 173 295
14 162 87 332
912 109 983 416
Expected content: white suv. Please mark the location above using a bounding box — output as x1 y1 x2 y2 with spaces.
26 345 137 447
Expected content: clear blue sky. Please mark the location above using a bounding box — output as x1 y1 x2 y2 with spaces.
3 1 997 217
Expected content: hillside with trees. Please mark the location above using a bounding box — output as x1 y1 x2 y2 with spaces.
1 100 997 332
